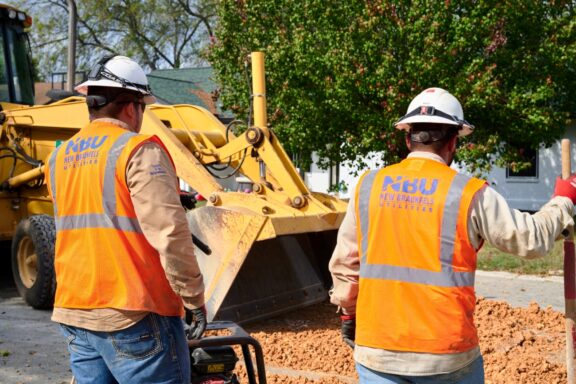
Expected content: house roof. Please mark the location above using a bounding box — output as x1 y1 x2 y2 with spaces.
147 67 223 115
34 82 53 104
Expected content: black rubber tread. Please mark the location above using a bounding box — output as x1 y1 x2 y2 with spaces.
11 215 56 309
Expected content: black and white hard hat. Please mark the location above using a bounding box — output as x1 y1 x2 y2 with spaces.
75 55 156 104
394 87 474 137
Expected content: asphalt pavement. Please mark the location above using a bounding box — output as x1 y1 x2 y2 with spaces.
0 267 567 384
475 270 564 312
0 256 72 384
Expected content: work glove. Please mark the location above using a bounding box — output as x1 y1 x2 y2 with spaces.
553 175 576 204
340 314 356 349
185 305 207 340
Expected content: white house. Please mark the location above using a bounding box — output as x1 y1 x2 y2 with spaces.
304 121 576 211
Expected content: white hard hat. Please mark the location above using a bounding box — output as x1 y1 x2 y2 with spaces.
75 55 156 104
394 87 473 137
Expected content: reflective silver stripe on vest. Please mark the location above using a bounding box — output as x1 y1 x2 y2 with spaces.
439 174 469 270
48 147 61 216
358 170 378 265
55 213 142 232
53 132 143 233
361 263 473 287
358 170 474 288
103 132 136 219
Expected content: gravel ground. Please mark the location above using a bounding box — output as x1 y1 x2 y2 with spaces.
251 299 568 384
0 265 571 383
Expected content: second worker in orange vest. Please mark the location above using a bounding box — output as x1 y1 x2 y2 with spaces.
46 55 205 384
329 87 576 384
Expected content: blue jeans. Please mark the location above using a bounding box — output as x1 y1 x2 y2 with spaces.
60 313 190 384
356 355 485 384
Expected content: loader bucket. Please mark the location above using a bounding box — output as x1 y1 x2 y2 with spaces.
187 205 338 324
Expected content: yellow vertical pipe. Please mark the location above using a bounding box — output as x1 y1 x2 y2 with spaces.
251 52 269 136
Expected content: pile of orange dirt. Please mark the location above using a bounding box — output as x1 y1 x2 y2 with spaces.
231 298 567 384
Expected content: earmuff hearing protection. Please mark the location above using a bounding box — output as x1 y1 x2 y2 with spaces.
86 95 108 108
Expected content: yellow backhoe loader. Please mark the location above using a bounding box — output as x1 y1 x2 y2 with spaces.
0 4 346 323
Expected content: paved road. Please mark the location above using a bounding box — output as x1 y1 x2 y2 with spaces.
475 270 564 312
0 289 70 384
0 269 566 384
0 254 72 384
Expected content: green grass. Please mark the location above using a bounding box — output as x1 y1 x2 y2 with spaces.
477 240 565 276
0 350 10 357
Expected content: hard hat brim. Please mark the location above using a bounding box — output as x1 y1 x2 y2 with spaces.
75 79 157 104
394 114 458 128
394 115 474 137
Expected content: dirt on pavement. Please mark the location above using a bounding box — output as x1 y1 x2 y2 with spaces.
236 298 567 384
478 299 566 384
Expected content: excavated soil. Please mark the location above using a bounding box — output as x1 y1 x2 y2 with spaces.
223 298 567 383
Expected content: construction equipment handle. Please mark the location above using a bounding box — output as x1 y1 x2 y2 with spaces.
564 139 573 180
562 138 576 384
192 234 211 255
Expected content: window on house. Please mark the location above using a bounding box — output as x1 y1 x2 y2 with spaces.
506 147 538 179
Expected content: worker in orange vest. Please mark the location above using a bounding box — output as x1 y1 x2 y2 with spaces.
46 55 206 383
329 87 576 383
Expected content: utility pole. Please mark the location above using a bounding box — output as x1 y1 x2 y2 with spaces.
66 0 76 92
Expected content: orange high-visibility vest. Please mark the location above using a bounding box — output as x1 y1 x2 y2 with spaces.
354 157 486 354
46 121 184 317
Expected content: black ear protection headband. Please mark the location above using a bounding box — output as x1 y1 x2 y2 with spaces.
88 54 152 93
85 56 116 109
409 125 458 144
85 55 151 109
86 95 108 108
88 55 116 80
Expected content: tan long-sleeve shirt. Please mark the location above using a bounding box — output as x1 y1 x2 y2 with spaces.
52 119 204 331
329 151 574 376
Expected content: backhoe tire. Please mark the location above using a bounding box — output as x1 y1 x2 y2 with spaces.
11 215 56 309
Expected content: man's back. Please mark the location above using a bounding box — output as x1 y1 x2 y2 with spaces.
47 120 183 316
354 156 485 354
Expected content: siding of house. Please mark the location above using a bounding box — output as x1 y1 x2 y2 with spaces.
482 122 576 211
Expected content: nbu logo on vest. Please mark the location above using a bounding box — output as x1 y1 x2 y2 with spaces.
381 175 438 195
65 136 108 155
63 136 109 170
379 175 438 212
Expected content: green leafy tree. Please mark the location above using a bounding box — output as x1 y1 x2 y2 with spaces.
13 0 217 78
207 1 576 174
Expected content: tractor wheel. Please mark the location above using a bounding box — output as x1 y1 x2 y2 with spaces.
11 215 56 309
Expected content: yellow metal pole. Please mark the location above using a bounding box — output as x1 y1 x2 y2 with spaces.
251 52 269 136
562 138 576 384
